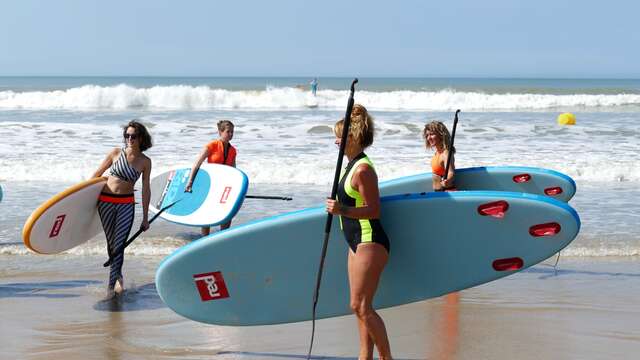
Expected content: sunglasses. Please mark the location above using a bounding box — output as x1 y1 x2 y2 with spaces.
124 133 138 140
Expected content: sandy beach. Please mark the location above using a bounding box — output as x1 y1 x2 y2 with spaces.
2 256 639 360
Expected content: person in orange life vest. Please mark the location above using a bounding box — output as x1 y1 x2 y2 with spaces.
423 120 456 191
185 120 237 236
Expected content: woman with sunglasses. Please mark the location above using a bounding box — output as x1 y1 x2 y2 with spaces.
92 120 153 297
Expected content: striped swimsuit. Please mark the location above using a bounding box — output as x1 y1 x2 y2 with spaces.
98 149 141 290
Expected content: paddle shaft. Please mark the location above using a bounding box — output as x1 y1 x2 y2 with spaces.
308 78 358 359
442 109 460 182
245 195 292 201
102 200 179 267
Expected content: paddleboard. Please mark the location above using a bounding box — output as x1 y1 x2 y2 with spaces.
380 166 576 202
150 164 248 227
305 96 319 108
156 191 580 326
23 177 107 254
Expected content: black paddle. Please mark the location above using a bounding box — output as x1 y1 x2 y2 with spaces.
442 109 460 183
103 200 180 267
307 78 358 360
245 195 293 201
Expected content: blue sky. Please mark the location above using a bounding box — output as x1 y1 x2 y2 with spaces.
1 0 638 78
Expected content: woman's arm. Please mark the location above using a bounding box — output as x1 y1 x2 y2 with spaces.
185 146 209 192
326 164 381 219
441 150 455 188
91 148 117 178
140 157 152 230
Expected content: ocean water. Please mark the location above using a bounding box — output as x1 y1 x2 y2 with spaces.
1 77 639 256
1 76 640 358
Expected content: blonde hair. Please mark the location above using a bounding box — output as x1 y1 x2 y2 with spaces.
334 104 374 149
423 121 455 153
217 120 234 132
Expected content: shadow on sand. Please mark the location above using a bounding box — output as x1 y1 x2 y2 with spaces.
0 280 102 299
218 352 419 360
525 265 640 280
93 283 165 312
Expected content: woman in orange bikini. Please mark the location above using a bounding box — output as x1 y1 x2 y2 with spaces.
424 120 461 356
185 120 237 236
423 121 456 191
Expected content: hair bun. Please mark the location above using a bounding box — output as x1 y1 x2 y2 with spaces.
351 104 366 118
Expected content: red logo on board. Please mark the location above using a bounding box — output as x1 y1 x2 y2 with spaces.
219 186 232 203
49 215 66 238
193 271 230 301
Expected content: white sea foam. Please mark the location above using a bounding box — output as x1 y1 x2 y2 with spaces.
1 109 639 184
2 85 640 111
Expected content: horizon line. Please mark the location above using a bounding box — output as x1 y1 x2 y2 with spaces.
0 75 639 81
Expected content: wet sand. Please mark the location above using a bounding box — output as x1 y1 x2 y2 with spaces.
2 256 639 360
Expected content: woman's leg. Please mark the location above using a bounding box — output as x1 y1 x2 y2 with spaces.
348 249 374 359
220 220 231 230
349 243 392 360
98 201 118 291
99 202 134 292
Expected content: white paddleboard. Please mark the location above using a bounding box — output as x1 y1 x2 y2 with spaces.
150 164 248 227
23 177 107 254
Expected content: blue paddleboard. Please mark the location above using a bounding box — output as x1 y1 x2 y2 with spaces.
156 191 580 326
150 164 248 227
380 166 576 202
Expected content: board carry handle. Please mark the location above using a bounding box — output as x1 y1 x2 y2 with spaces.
307 78 358 360
103 200 180 267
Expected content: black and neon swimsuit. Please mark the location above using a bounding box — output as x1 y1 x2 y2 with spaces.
337 152 390 253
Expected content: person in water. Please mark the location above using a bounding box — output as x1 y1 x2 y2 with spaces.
185 120 237 236
92 120 152 297
310 77 318 96
423 120 456 191
325 104 392 360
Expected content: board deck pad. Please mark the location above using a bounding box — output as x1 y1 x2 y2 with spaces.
149 164 248 227
23 177 107 254
156 191 580 326
379 166 576 202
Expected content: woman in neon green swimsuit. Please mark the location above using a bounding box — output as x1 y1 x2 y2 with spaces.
326 104 392 360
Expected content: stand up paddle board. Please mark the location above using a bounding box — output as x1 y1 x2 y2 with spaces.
23 177 107 254
380 166 576 202
150 164 248 227
156 191 580 326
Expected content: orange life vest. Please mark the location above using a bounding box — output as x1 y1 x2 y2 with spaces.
206 140 237 165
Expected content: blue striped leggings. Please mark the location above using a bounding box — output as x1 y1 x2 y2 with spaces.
98 195 135 290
